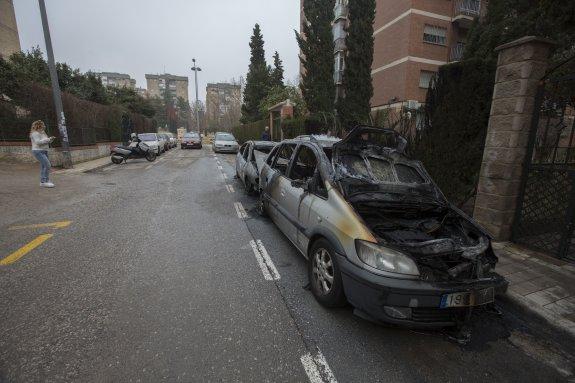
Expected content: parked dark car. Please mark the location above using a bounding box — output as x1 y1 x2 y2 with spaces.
181 132 202 149
258 126 507 328
235 140 276 194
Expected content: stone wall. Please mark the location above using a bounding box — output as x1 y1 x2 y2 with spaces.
473 36 555 240
0 143 117 167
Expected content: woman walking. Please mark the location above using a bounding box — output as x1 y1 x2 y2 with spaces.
30 120 56 188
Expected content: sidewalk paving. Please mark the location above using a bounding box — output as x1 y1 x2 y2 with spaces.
494 242 575 337
53 155 111 174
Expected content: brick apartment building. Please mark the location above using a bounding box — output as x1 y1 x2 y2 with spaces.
205 82 242 130
95 72 136 89
0 0 21 59
145 73 189 102
302 0 486 112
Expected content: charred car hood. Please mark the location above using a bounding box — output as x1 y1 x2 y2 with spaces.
334 127 497 282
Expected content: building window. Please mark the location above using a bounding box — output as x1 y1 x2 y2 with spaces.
419 71 435 88
423 25 447 45
334 51 345 84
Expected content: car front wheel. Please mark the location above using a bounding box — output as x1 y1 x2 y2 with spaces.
308 239 346 307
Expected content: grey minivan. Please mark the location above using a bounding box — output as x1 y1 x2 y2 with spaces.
258 126 507 327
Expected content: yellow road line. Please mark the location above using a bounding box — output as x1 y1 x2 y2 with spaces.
0 234 53 266
8 221 72 231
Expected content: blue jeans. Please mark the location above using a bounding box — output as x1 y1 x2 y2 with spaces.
32 150 51 183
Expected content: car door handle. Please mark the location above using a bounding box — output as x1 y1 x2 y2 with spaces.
280 189 286 197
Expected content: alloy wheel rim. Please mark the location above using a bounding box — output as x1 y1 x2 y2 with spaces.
312 248 334 294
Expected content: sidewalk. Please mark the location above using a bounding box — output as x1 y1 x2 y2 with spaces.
53 155 111 174
494 242 575 337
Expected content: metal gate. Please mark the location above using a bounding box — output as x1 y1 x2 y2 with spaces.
512 63 575 262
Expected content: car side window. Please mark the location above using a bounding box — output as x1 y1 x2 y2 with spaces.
239 143 247 156
243 143 250 160
289 145 317 182
272 144 296 176
266 145 280 165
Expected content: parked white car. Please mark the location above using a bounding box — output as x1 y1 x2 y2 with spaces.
138 133 162 155
213 132 239 153
165 132 177 148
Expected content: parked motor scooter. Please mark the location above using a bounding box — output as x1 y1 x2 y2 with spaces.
111 134 157 164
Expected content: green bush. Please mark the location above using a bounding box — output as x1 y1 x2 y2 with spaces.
281 117 305 139
411 59 496 205
231 119 268 143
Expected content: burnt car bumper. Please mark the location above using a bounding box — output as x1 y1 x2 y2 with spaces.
337 254 508 327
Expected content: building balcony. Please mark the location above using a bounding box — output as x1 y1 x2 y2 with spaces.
333 2 348 21
449 42 465 62
453 0 482 28
334 70 343 85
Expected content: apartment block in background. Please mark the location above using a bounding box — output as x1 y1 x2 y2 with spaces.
0 0 21 59
96 72 136 89
302 0 487 111
371 0 487 111
205 83 242 130
145 73 189 102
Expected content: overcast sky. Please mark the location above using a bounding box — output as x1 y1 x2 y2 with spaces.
13 0 301 102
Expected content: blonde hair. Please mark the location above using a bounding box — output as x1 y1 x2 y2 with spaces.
30 120 46 135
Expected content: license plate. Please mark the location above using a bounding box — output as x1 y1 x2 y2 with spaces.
440 287 494 308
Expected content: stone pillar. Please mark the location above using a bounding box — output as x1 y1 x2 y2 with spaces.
473 36 555 240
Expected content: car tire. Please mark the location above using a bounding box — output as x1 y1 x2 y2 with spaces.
308 238 346 308
256 192 268 217
244 177 254 196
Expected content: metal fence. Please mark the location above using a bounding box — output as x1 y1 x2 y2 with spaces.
512 68 575 262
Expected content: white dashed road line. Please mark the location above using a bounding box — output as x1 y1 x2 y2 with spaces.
249 240 273 280
218 165 223 170
234 202 248 219
256 240 280 280
301 349 337 383
225 185 235 193
221 173 228 180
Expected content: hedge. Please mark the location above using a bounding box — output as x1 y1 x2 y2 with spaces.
0 81 155 146
411 58 496 205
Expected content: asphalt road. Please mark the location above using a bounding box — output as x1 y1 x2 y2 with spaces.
0 147 573 382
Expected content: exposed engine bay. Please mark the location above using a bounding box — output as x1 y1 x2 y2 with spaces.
333 128 499 283
351 199 498 282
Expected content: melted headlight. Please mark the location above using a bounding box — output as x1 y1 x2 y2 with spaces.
355 240 420 276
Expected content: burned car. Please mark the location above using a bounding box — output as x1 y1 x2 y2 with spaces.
236 140 276 194
258 127 507 327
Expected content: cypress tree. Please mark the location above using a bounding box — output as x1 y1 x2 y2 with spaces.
270 51 285 88
337 0 375 129
296 0 335 118
241 24 269 123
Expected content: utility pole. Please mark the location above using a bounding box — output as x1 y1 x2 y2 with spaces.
191 59 202 136
38 0 72 168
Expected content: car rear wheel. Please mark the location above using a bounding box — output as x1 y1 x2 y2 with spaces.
256 193 268 217
244 177 255 195
308 239 346 307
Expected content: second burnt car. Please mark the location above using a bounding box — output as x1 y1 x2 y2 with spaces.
235 140 276 194
258 126 507 327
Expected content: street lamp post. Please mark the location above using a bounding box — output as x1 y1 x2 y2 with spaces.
38 0 72 168
191 59 202 136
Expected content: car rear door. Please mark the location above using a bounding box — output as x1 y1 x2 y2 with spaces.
283 144 321 252
236 143 248 177
265 143 296 236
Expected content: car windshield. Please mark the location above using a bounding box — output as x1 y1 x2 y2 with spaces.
340 154 426 185
138 133 156 141
216 134 235 141
184 133 199 138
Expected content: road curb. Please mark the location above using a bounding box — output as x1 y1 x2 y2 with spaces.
499 291 575 340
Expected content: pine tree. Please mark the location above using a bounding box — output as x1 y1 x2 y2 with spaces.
337 0 375 129
296 0 335 118
241 24 270 123
270 51 284 88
